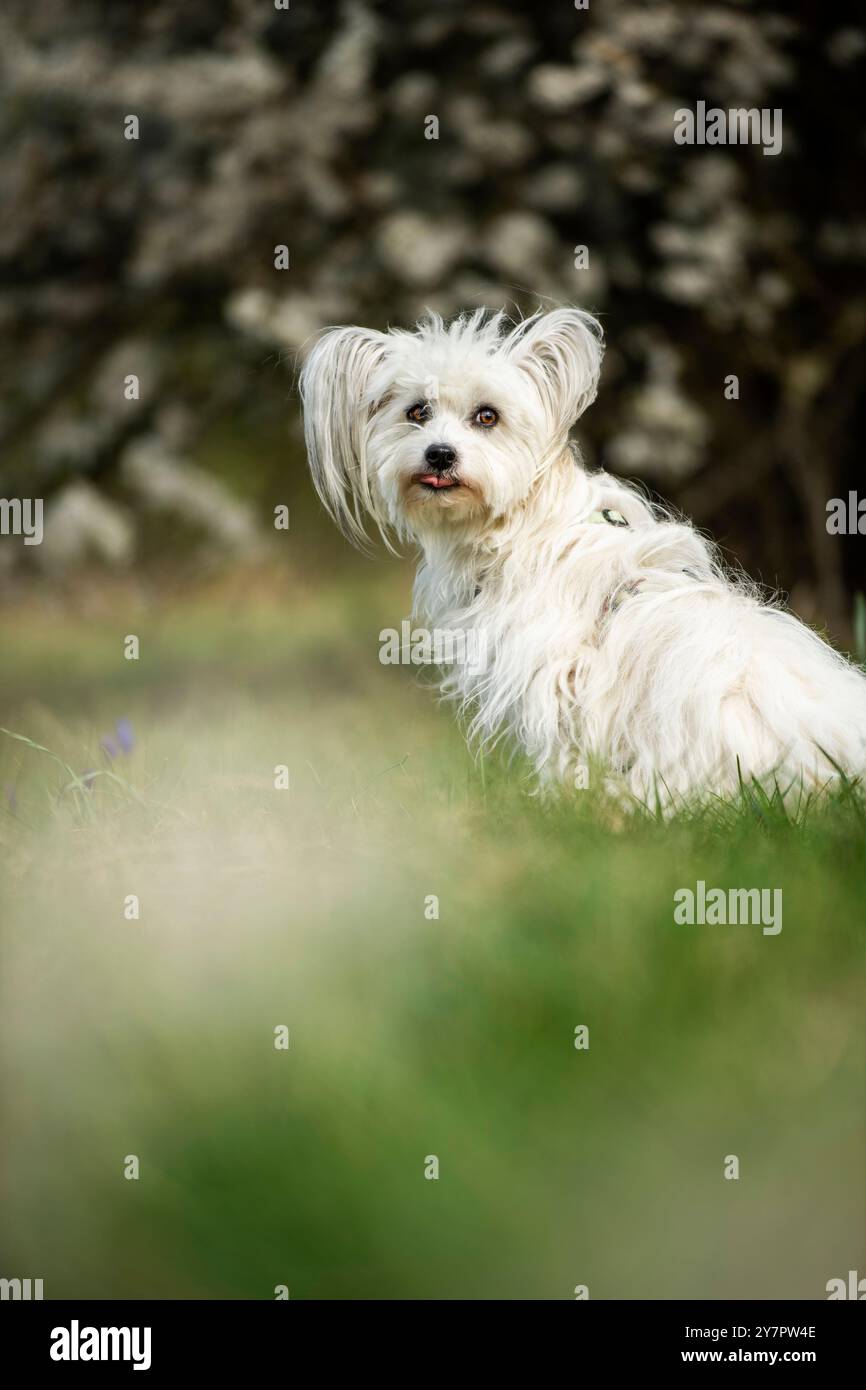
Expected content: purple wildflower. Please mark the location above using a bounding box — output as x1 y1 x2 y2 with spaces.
115 718 135 754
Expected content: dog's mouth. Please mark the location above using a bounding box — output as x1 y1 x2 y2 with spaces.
413 472 461 492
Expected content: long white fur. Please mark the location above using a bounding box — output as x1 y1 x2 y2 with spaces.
300 307 866 807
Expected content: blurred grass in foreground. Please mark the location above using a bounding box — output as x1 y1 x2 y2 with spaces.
1 565 864 1300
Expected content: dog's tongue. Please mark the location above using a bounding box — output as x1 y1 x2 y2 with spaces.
418 474 456 488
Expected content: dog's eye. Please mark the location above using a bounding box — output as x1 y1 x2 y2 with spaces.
474 406 498 428
406 402 431 424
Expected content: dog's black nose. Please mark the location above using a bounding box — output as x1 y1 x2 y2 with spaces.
424 443 457 472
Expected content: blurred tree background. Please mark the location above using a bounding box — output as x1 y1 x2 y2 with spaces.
1 0 864 636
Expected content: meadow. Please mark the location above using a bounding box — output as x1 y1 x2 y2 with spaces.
1 559 864 1300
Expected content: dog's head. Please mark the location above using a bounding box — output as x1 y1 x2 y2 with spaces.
299 307 603 547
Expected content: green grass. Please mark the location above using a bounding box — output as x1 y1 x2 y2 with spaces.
1 566 864 1300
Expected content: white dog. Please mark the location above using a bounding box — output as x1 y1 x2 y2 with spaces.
300 307 866 807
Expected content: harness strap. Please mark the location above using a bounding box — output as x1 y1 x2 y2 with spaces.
586 508 629 527
472 509 698 612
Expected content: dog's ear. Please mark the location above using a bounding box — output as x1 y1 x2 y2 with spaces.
299 325 393 548
505 308 604 437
